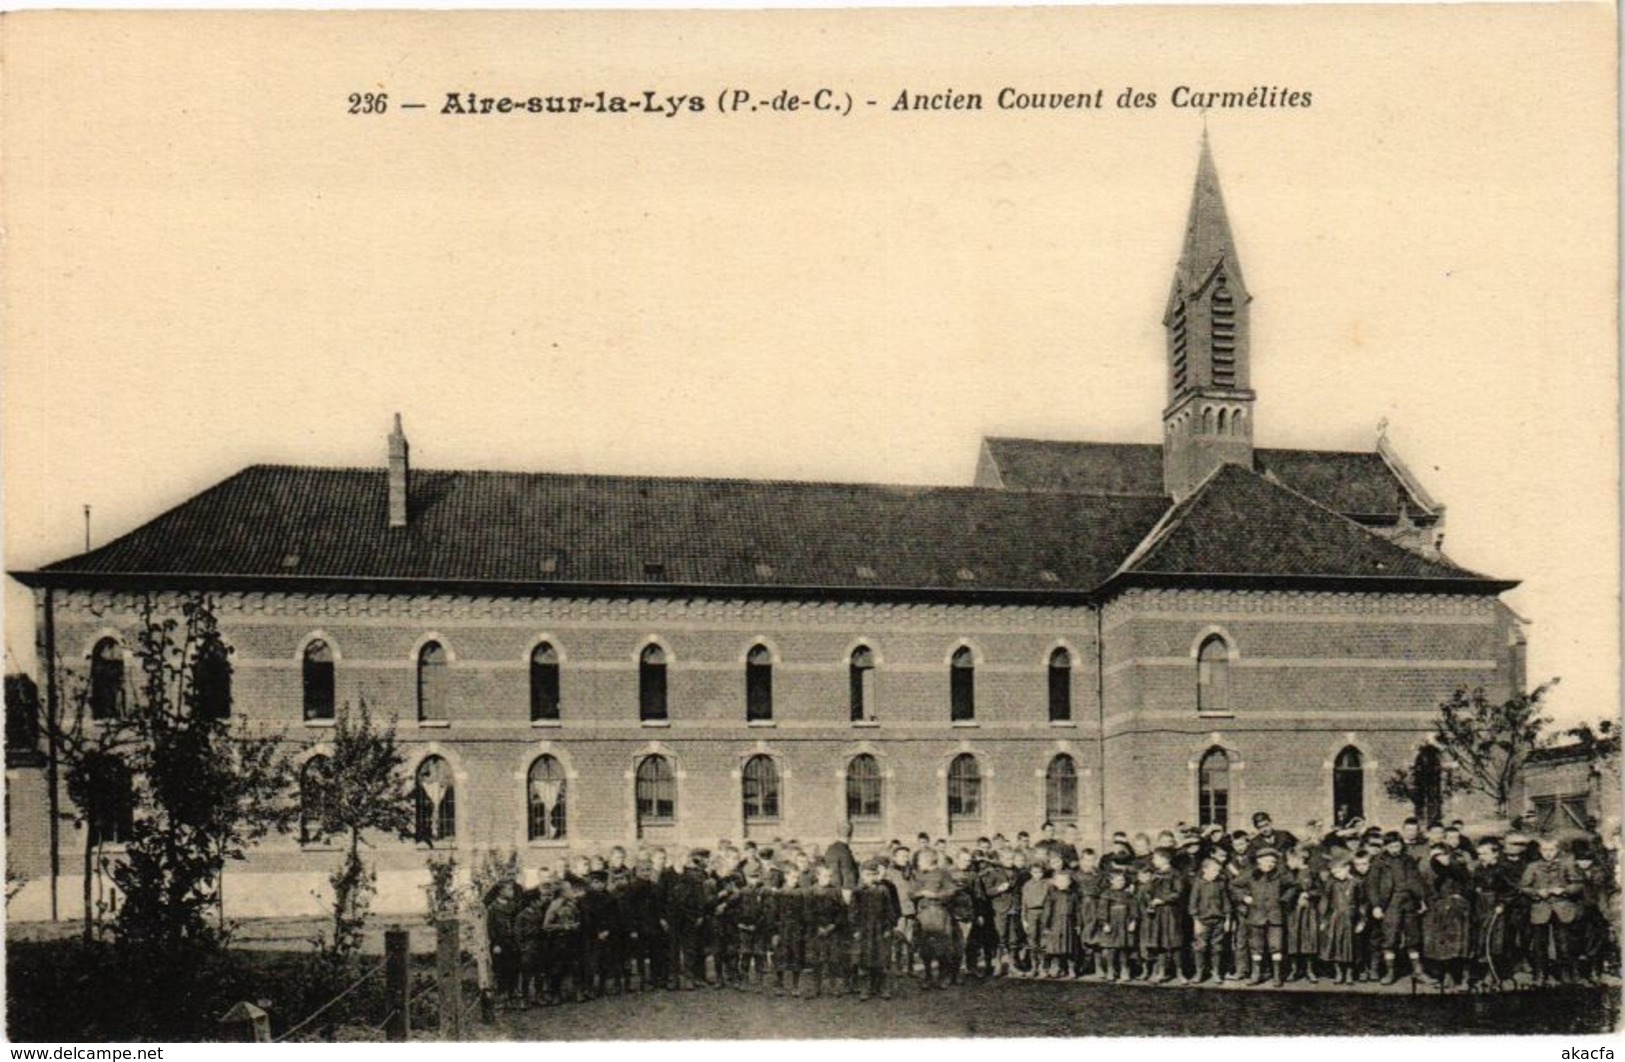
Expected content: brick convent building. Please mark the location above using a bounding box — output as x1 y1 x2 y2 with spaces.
7 142 1524 918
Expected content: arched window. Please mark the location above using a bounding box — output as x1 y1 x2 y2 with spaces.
639 645 668 722
193 641 232 721
1333 746 1364 826
741 754 780 824
947 753 982 831
846 754 882 823
950 647 976 723
635 755 676 832
1045 754 1078 825
849 646 876 723
1196 636 1231 714
527 755 567 841
88 639 124 721
1198 747 1230 828
87 753 134 846
417 642 448 723
413 755 456 843
303 640 335 722
745 644 773 723
530 643 561 722
1048 648 1072 722
1414 746 1444 825
299 755 331 844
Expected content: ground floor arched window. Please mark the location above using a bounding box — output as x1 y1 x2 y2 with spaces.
1333 746 1364 826
1045 754 1078 826
527 754 567 841
1198 747 1230 829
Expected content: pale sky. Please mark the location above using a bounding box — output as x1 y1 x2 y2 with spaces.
2 6 1617 726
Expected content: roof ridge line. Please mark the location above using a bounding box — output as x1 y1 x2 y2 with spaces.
1111 462 1231 576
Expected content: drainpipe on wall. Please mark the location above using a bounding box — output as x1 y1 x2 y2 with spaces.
43 587 60 922
1095 605 1108 850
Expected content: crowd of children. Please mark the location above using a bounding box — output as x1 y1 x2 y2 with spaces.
481 812 1620 1008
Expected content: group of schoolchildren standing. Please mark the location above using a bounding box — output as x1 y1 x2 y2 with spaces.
481 811 1619 1009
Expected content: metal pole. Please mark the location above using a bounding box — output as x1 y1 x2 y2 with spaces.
384 926 410 1042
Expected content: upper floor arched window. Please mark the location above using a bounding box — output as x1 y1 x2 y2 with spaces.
193 641 232 721
1196 635 1231 714
950 647 976 723
1048 648 1072 722
746 644 773 723
849 646 877 723
89 639 125 721
639 644 668 722
303 640 335 722
417 641 448 723
530 643 561 722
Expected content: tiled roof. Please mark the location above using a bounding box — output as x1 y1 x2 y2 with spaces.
19 460 1506 598
981 437 1438 521
1114 464 1492 585
26 466 1171 596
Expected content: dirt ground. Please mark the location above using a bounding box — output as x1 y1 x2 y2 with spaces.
473 973 1620 1040
14 917 1615 1040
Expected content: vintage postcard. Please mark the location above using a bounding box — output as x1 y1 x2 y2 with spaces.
0 4 1618 1047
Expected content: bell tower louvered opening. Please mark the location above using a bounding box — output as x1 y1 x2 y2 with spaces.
1161 136 1255 501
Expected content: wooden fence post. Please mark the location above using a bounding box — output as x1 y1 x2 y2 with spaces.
384 925 410 1042
436 918 463 1041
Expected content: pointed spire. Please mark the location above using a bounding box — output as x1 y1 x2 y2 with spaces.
1176 136 1245 295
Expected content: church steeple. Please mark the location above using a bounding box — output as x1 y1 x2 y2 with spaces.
1162 135 1255 501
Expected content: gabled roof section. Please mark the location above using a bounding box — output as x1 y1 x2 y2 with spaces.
980 437 1440 523
1110 463 1509 590
18 465 1172 599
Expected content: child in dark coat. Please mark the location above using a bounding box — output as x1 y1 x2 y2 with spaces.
1096 864 1135 982
1284 847 1321 983
1318 852 1366 984
851 860 902 1000
1039 868 1081 978
807 865 849 998
774 862 809 997
1187 857 1232 983
1143 848 1188 984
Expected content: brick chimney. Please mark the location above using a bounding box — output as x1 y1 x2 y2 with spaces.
387 413 410 529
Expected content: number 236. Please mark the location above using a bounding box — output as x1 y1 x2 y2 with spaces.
348 93 388 114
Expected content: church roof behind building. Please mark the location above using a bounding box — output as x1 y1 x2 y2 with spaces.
21 460 1508 599
980 437 1439 521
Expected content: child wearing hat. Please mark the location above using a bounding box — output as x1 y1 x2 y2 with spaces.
1238 846 1290 986
1284 847 1320 983
1188 856 1232 983
1317 850 1366 984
